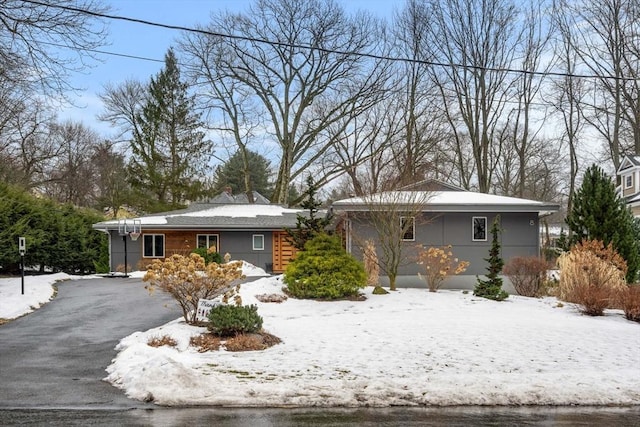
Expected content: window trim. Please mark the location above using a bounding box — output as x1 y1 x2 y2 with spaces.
400 216 415 242
196 233 219 252
625 174 633 189
143 234 165 258
252 234 265 251
472 217 487 242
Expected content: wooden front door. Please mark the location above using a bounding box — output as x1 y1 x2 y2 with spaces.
272 231 297 273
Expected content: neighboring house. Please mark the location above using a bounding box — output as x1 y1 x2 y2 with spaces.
330 180 559 284
92 192 304 274
617 155 640 216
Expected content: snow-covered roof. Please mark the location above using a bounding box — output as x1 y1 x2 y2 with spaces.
93 203 306 231
332 190 559 215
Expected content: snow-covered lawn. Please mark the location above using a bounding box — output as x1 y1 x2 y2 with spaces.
105 275 640 407
2 267 638 407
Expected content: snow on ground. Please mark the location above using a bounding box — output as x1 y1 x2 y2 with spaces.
0 262 266 320
105 275 640 407
0 272 98 320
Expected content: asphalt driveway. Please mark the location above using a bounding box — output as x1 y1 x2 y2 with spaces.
0 277 181 409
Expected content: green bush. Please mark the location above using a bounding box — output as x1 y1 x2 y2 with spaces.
283 233 366 299
207 304 263 337
191 247 223 265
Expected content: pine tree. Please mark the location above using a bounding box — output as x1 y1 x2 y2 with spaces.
474 215 508 301
286 176 332 250
213 149 273 199
128 48 213 212
566 164 640 282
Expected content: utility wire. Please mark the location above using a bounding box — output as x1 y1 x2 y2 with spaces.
20 0 635 82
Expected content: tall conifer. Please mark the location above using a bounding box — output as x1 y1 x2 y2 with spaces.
474 215 508 301
566 164 640 282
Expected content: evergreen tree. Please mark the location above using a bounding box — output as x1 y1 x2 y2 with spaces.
474 215 509 301
566 164 640 282
128 48 213 212
286 176 332 250
213 149 273 199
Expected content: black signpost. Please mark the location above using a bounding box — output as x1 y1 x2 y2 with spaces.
19 236 25 295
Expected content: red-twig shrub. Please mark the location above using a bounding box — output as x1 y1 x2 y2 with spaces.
621 285 640 322
503 256 548 297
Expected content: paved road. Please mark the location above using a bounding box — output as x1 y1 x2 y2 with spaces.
0 277 181 409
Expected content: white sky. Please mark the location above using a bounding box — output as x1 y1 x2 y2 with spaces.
2 270 639 406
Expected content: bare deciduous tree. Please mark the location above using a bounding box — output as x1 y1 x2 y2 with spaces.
425 0 522 193
337 190 432 291
182 0 390 205
0 0 109 98
560 0 640 167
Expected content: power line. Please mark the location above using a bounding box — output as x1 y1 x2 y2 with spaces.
20 0 636 82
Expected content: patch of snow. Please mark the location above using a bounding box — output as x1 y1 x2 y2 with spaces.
0 273 97 319
174 204 302 218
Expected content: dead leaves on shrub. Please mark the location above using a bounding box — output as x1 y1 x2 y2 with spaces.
190 331 281 352
147 335 178 348
190 333 221 352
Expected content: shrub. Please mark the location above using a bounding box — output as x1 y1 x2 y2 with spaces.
363 239 380 286
283 233 366 299
143 253 244 325
557 241 627 316
416 245 469 292
208 304 263 337
621 285 640 322
191 247 223 265
147 335 177 348
503 256 549 297
189 333 221 352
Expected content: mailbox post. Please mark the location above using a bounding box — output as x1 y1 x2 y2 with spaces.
19 237 25 295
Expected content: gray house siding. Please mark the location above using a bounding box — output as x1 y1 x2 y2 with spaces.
347 212 540 277
106 229 276 273
217 231 274 272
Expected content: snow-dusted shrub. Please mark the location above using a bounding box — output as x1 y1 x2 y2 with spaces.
143 253 244 325
557 240 627 316
503 256 548 297
284 233 366 299
416 244 469 292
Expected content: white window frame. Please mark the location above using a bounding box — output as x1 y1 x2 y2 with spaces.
472 217 487 242
143 234 165 258
400 216 415 241
252 234 265 251
625 174 633 189
196 234 219 252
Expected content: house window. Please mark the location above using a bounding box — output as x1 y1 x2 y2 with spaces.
625 174 633 189
197 234 219 252
400 216 415 241
473 217 487 241
143 234 165 258
253 234 265 251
